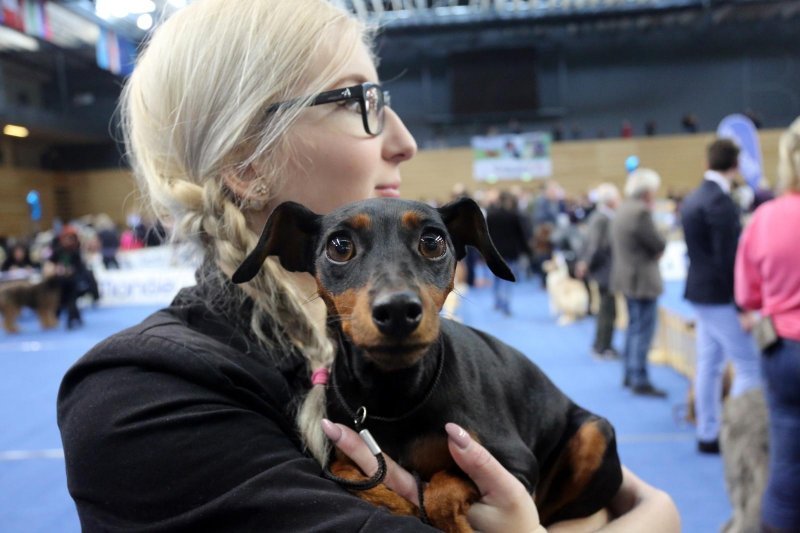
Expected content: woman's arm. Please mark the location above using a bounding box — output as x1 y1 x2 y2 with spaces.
734 217 763 310
58 333 437 532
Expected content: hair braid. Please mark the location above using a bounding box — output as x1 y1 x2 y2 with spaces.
200 180 335 464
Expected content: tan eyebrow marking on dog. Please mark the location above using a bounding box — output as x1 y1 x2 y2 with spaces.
347 214 371 230
402 211 422 229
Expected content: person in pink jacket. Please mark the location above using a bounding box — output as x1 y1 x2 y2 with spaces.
735 116 800 533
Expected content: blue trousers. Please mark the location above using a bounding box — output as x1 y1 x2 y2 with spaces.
692 303 762 441
623 297 658 388
761 338 800 531
493 259 517 314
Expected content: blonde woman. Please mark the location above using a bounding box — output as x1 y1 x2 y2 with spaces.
57 1 678 531
735 117 800 532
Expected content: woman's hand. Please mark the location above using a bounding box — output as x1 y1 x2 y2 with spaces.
321 419 545 532
444 422 546 533
321 419 422 507
600 465 680 533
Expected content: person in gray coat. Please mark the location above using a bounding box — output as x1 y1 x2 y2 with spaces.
579 183 621 359
610 168 668 397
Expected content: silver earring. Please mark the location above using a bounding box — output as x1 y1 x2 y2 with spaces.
253 181 268 195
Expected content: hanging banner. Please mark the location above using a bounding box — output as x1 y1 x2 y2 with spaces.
96 27 136 76
1 0 24 31
22 0 50 40
716 114 764 189
472 132 552 182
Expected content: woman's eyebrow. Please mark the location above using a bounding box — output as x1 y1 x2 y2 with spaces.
328 74 369 89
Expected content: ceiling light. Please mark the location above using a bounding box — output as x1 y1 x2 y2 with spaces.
128 0 157 14
137 13 153 30
169 0 188 7
4 125 29 138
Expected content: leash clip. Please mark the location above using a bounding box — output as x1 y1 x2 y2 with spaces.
358 428 382 455
354 406 367 431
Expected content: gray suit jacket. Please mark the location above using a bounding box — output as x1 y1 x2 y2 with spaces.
581 209 613 290
610 199 666 300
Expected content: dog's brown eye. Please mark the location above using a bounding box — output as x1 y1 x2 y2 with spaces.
326 235 355 263
419 232 447 259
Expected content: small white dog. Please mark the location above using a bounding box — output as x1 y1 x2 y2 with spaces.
543 255 589 326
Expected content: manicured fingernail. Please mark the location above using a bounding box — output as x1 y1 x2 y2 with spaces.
321 419 342 442
445 422 471 450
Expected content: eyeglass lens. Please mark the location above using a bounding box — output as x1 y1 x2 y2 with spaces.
364 85 384 135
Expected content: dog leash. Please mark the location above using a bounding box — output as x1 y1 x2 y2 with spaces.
322 406 389 491
321 406 430 524
322 335 445 523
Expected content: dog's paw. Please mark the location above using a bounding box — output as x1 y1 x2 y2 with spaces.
328 458 418 517
423 471 479 533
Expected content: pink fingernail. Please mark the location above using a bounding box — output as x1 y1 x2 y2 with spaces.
445 423 471 450
321 419 342 442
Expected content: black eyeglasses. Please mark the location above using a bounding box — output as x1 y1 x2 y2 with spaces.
267 82 390 136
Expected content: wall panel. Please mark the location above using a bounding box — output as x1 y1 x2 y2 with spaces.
0 130 785 238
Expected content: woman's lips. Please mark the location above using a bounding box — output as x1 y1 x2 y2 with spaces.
375 185 400 198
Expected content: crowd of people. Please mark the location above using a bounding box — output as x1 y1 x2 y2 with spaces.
0 214 166 330
433 125 799 531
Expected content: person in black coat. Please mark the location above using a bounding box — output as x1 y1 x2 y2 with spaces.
486 191 529 315
49 226 87 329
680 138 762 453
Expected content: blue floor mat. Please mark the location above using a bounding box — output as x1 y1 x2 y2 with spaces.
0 281 730 532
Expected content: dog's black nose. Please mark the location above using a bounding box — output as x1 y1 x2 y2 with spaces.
372 291 423 337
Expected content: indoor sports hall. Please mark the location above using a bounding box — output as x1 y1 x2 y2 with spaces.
1 1 798 532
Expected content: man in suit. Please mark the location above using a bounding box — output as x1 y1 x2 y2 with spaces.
578 183 621 359
611 169 668 397
680 138 762 454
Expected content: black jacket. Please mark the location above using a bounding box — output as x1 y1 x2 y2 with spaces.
680 179 741 305
57 268 437 532
486 207 529 261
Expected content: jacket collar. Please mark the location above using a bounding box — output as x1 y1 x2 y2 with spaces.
704 170 731 194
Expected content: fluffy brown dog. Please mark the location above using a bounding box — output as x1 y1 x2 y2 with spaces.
0 277 61 333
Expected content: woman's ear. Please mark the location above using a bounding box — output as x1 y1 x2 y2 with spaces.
222 163 269 209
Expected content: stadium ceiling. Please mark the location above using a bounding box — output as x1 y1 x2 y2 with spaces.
51 0 800 41
335 0 798 29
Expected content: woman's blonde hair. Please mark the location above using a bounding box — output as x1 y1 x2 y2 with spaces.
777 116 800 194
624 168 661 199
120 0 373 464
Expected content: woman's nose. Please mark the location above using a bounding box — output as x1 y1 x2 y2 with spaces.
382 108 417 164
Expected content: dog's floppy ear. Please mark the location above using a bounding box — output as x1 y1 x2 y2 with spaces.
232 201 321 283
437 197 515 282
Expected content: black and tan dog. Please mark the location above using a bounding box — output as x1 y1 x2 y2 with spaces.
0 276 61 334
234 197 622 531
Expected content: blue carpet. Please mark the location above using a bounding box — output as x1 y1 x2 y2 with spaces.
0 281 729 532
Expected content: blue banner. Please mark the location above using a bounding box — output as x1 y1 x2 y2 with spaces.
716 114 764 189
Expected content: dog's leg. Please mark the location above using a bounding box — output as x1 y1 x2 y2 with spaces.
534 417 622 525
1 307 20 334
37 308 57 330
328 457 419 517
422 470 479 533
